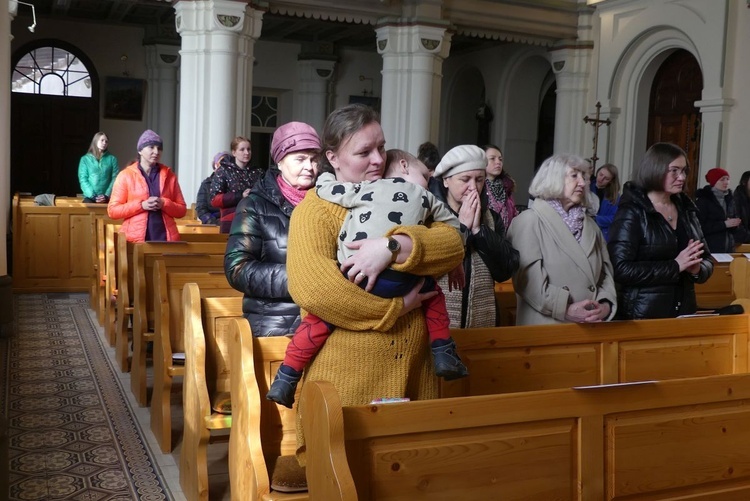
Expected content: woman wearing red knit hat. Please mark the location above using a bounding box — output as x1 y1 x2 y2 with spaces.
695 167 747 252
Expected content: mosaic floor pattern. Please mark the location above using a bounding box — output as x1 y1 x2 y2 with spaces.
4 293 169 500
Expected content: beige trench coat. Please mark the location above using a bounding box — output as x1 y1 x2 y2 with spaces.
507 199 617 325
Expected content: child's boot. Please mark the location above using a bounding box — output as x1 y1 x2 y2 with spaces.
266 364 303 408
431 338 469 380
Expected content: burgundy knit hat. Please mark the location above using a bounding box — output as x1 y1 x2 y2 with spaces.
705 167 729 186
270 122 321 164
137 129 163 151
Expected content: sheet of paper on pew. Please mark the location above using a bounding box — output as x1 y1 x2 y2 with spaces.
711 253 735 262
677 312 720 318
744 253 750 260
573 380 658 390
370 397 411 404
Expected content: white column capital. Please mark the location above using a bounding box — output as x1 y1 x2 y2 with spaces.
375 23 451 59
174 0 251 34
144 44 180 68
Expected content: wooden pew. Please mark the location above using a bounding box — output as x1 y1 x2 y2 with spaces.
440 312 750 398
494 279 515 326
129 240 228 404
112 231 227 372
103 223 221 345
151 265 241 453
12 193 109 292
695 254 738 308
228 318 308 501
301 374 750 500
90 212 117 319
181 283 244 501
731 255 750 299
103 223 122 345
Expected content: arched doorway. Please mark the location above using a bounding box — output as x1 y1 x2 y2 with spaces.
11 40 99 197
647 49 703 198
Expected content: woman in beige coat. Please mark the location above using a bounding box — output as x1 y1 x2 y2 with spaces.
507 154 617 325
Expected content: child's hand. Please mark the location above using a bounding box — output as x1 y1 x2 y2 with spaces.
447 265 465 292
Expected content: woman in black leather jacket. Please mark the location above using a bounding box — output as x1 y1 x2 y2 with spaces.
608 142 713 319
224 122 321 336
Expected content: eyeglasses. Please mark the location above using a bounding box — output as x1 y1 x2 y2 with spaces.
667 167 689 179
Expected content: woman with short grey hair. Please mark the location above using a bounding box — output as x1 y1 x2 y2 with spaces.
507 153 617 325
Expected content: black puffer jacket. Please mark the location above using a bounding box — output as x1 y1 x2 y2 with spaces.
695 185 745 252
224 168 301 336
608 182 713 319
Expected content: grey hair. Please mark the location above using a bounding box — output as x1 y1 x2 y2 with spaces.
529 154 591 204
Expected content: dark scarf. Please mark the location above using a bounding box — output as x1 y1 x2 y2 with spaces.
486 178 510 229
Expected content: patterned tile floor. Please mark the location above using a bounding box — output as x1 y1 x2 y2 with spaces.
2 293 193 500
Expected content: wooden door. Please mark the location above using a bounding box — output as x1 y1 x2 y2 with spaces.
11 93 98 197
647 50 703 199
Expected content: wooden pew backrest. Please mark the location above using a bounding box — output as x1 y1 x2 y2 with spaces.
302 374 750 501
150 265 241 452
441 313 750 398
181 284 243 501
228 318 304 501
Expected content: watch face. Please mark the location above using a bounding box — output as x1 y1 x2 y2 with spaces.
387 238 400 252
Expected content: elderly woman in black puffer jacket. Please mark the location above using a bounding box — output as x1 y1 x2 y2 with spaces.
608 142 713 319
224 122 321 336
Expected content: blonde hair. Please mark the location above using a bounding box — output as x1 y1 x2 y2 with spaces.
87 132 108 160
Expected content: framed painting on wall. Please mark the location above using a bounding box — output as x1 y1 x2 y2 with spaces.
104 77 145 120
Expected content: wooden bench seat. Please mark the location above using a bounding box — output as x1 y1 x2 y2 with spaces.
130 243 228 405
302 373 750 500
151 265 242 453
695 254 738 308
112 232 228 373
228 317 308 501
12 193 109 292
91 213 117 320
441 309 750 398
181 283 244 501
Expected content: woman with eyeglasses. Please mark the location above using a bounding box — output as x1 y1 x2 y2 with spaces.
608 142 713 319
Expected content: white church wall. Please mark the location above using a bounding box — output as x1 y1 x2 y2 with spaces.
592 0 732 183
723 0 750 182
442 43 552 204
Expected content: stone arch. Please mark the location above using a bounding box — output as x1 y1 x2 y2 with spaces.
607 28 698 181
494 48 551 204
442 64 485 148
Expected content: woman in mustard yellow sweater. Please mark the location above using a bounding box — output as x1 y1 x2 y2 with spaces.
287 104 464 462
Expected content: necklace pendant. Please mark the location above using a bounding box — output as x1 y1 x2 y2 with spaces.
668 215 673 221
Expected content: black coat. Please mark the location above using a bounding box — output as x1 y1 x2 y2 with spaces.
195 174 219 225
608 182 713 319
224 168 301 336
734 186 750 238
695 185 744 253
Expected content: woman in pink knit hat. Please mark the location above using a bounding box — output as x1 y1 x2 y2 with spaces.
224 121 322 340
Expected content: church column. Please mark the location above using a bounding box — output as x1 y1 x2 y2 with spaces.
235 8 262 137
144 44 180 168
174 0 261 206
1 2 16 275
375 23 451 154
296 58 336 131
695 98 733 173
548 42 593 156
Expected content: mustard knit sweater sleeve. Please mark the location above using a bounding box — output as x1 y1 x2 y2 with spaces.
287 191 464 332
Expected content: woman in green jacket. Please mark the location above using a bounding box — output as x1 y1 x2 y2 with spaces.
78 131 119 203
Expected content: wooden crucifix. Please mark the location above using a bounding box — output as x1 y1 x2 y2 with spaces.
583 101 611 171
